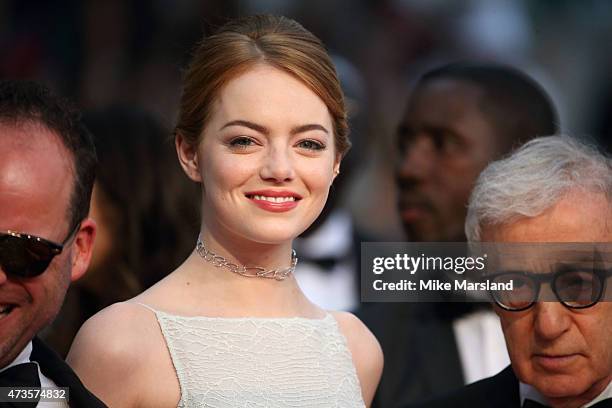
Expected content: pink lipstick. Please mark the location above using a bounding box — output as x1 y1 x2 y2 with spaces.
245 190 302 213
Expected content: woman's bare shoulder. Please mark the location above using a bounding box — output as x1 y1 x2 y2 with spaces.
330 311 384 407
69 302 158 355
67 301 159 371
67 301 171 407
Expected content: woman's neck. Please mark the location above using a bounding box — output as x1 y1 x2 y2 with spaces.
179 250 315 317
171 228 317 316
199 229 296 272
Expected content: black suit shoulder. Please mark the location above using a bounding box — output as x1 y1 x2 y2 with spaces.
31 337 107 408
357 303 465 407
401 366 520 408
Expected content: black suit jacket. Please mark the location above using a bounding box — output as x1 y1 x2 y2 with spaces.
402 365 519 408
30 337 107 408
357 302 473 407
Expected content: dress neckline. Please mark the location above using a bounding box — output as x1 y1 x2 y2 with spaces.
134 302 333 322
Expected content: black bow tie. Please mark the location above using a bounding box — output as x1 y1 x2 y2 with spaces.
523 398 612 408
0 362 41 407
0 362 41 387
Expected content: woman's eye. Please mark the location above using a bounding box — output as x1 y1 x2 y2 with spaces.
229 137 256 149
297 139 325 151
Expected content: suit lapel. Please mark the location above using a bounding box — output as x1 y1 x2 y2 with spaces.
484 366 520 408
379 303 464 406
418 317 464 391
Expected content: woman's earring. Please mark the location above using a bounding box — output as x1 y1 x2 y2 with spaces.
332 169 340 185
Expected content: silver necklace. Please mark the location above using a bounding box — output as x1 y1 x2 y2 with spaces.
195 236 298 281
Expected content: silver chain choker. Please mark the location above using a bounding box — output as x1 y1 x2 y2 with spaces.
195 236 298 281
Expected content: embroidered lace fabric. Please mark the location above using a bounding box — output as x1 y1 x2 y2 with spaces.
140 305 365 407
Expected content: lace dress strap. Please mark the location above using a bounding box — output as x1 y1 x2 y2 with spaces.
132 302 159 314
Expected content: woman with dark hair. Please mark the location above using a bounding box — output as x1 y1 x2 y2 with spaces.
68 15 382 407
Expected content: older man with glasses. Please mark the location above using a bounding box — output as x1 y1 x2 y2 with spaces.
0 80 105 407
407 135 612 408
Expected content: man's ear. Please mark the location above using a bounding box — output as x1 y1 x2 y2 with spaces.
70 218 96 282
176 132 202 182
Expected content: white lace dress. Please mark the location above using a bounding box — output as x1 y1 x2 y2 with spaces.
139 304 365 407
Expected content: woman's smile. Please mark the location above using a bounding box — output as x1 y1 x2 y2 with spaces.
245 189 303 212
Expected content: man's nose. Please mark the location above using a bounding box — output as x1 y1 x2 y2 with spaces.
533 302 572 341
259 145 295 183
396 135 437 184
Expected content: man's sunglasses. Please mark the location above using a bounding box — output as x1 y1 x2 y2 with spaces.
0 223 80 278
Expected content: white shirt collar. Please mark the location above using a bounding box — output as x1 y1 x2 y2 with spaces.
520 379 612 407
0 341 33 372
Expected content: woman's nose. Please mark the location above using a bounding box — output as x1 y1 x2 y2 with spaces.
259 145 295 183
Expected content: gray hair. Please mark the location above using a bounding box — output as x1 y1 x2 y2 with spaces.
465 135 612 241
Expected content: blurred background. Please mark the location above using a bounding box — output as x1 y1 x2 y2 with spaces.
2 0 612 240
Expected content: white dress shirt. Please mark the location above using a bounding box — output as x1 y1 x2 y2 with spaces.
520 379 612 407
453 309 511 384
294 210 358 311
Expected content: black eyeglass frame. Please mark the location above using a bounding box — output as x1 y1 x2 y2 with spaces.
0 222 81 278
487 266 612 312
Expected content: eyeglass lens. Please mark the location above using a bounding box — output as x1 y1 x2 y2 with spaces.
490 270 604 310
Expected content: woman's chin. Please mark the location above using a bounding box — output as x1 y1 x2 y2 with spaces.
242 231 300 245
233 218 312 244
206 210 317 245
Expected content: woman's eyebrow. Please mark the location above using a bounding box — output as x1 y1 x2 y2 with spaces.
291 124 329 135
220 121 330 136
220 120 269 134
